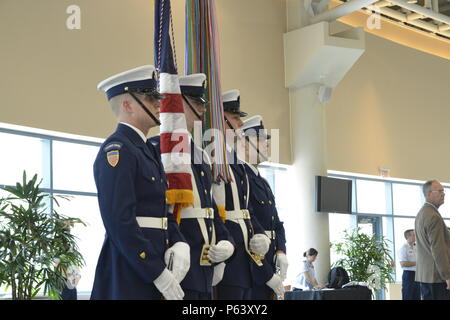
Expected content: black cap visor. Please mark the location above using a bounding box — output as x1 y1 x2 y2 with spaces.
185 94 209 105
224 106 247 117
128 87 165 100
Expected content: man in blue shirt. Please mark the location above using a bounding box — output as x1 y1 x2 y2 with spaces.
398 229 420 300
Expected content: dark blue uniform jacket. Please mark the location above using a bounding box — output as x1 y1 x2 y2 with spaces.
91 124 185 300
244 163 287 285
219 153 265 289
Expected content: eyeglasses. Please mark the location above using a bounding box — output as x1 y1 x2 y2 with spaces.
431 190 445 194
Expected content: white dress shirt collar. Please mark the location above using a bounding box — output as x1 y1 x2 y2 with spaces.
425 201 440 212
246 162 259 176
120 122 147 142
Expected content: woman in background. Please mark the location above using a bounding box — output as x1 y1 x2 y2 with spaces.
294 248 325 290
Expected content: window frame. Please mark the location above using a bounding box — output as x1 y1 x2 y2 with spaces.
0 125 103 297
329 171 450 283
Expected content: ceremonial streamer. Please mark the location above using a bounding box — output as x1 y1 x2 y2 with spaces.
185 0 231 183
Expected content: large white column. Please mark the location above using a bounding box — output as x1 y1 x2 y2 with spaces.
289 84 330 284
284 0 365 285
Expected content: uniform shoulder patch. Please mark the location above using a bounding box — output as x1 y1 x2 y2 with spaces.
103 142 123 153
107 150 120 167
104 142 122 167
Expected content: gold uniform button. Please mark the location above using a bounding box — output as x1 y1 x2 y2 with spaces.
269 200 272 204
260 201 265 205
244 195 247 200
241 180 244 184
204 189 208 195
166 239 169 245
139 252 146 259
151 177 156 181
201 171 205 177
209 226 212 232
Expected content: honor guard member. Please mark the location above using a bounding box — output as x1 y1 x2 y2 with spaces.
241 115 288 300
150 73 235 300
92 65 190 300
212 90 272 300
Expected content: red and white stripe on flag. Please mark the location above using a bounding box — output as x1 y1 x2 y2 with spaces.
159 73 194 218
155 0 194 223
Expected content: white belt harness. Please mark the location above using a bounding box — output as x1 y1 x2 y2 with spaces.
136 216 168 230
226 168 254 257
179 167 216 247
181 207 216 246
226 209 250 220
181 207 215 219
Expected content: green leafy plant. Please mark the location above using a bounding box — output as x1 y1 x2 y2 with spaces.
0 172 85 300
331 227 394 292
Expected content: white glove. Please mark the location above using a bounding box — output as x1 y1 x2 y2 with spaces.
274 252 289 281
207 240 235 263
266 274 285 299
212 262 226 286
153 268 184 300
249 234 271 256
164 241 190 282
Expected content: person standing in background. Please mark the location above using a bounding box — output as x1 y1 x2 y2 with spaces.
294 248 325 290
415 180 450 300
398 229 420 300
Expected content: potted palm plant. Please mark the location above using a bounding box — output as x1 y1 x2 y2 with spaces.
0 172 85 300
331 227 394 295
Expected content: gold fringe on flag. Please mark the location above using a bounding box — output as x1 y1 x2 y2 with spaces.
166 190 195 224
217 205 226 223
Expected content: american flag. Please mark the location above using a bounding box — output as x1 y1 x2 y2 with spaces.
155 0 193 222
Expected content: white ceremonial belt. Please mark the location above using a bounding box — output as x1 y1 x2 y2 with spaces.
226 209 250 221
181 207 214 219
265 230 276 240
136 217 168 230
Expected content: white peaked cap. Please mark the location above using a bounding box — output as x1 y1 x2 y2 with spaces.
179 73 206 87
242 114 270 138
222 89 240 103
97 65 157 96
242 115 263 131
